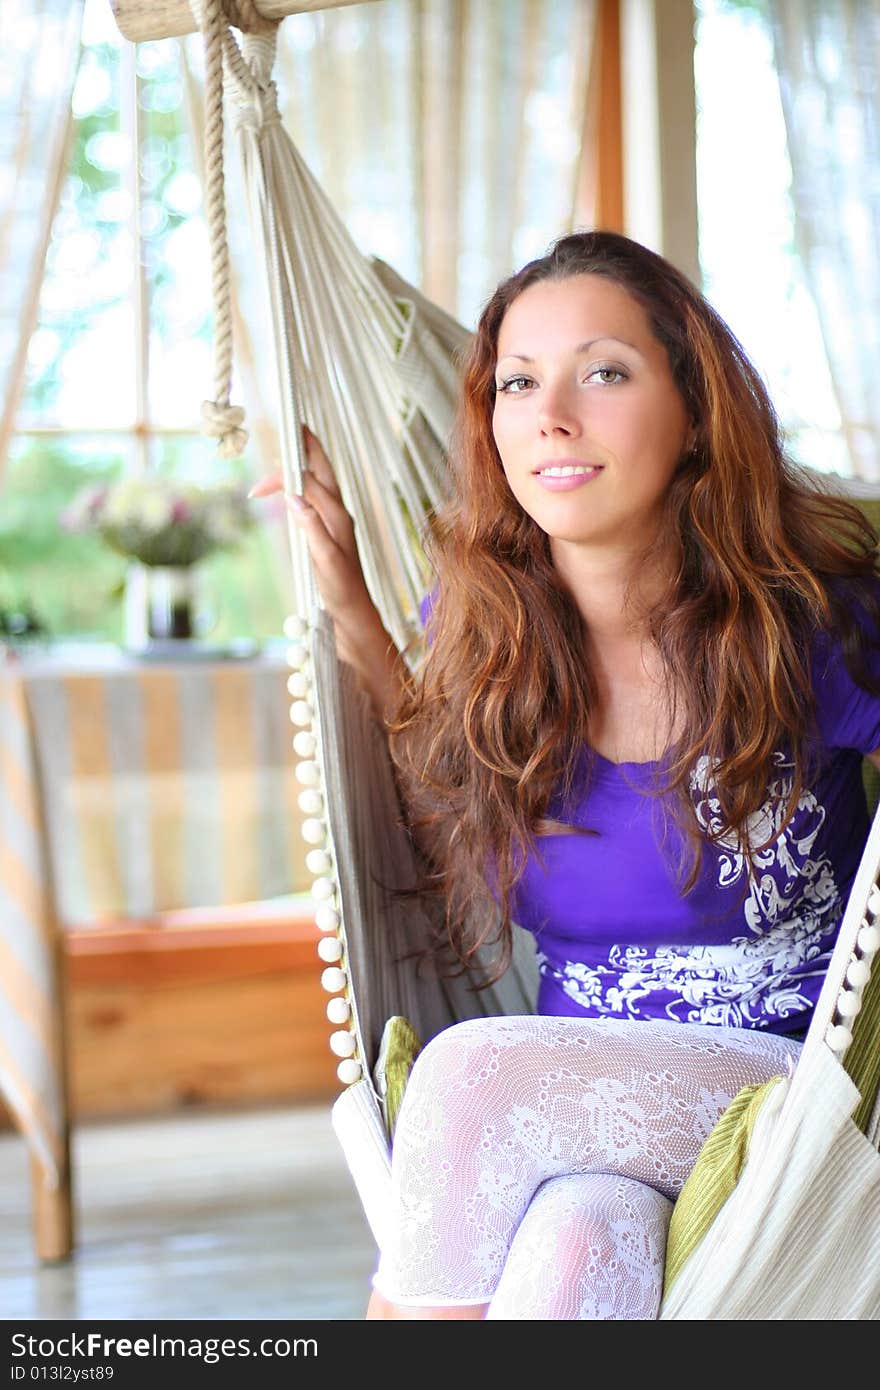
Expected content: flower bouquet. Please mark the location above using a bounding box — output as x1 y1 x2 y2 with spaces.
62 475 254 567
62 476 254 646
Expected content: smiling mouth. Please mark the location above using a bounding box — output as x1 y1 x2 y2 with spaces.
533 464 602 477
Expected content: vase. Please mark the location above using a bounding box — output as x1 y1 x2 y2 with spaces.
124 564 201 649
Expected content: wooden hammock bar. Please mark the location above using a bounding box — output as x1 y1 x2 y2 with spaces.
110 0 381 44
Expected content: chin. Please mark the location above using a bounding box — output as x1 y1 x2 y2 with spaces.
541 520 612 545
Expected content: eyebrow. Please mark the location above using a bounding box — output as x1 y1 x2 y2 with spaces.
496 336 641 364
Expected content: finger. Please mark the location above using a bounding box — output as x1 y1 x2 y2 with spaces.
303 428 343 500
286 494 343 563
301 471 356 549
247 473 284 499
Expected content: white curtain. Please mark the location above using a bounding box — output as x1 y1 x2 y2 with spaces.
767 0 880 480
0 0 84 484
180 0 597 487
275 0 596 325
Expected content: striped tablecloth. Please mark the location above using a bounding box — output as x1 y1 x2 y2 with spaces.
0 643 306 1185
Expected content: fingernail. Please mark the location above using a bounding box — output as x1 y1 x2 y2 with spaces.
246 484 259 499
289 494 308 513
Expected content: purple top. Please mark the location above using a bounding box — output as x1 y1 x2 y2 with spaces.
419 588 880 1035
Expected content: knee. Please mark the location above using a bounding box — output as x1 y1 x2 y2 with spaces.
391 1017 512 1148
406 1016 507 1092
526 1175 672 1273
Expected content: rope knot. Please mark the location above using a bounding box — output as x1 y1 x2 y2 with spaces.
232 79 281 134
222 0 279 35
201 399 249 459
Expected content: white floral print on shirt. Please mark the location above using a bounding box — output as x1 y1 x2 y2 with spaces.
540 752 841 1028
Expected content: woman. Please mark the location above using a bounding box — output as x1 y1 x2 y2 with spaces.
252 231 880 1318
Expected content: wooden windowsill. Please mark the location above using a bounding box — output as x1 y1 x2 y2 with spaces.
66 899 320 988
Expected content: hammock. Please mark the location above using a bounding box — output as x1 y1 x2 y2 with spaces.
191 5 880 1319
191 3 540 1070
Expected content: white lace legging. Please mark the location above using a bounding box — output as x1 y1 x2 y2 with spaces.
373 1015 803 1319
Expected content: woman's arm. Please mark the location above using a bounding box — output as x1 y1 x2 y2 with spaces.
334 599 410 727
250 427 410 724
250 433 438 865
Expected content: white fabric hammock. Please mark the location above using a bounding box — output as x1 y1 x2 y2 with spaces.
661 1047 880 1319
660 796 880 1319
191 6 880 1317
196 6 538 1083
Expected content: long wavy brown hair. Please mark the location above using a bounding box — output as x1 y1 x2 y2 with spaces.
387 229 880 981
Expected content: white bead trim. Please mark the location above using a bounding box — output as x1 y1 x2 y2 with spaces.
846 959 871 989
310 876 335 902
306 848 332 876
826 1022 853 1056
285 611 360 1093
285 642 309 670
857 922 879 956
836 990 862 1020
314 903 340 932
297 788 323 816
293 730 317 758
317 936 343 963
828 880 880 1058
329 1029 357 1058
287 671 311 699
301 817 326 846
295 760 320 787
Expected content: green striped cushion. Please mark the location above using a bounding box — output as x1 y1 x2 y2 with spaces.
663 1076 782 1295
664 965 880 1296
373 1015 422 1138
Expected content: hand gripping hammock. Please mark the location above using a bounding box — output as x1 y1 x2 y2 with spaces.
189 0 880 1319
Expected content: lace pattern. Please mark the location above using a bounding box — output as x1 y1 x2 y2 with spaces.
373 1015 802 1312
486 1173 672 1320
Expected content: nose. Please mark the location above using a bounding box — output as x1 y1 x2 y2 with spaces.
537 381 581 437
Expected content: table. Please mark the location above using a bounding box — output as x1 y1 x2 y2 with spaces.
0 641 307 1259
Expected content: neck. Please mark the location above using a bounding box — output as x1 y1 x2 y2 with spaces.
549 537 673 646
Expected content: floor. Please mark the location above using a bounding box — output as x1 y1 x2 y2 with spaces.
0 1103 377 1321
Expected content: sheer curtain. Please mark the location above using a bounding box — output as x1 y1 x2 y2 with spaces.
251 0 596 326
0 0 84 484
767 0 880 480
178 0 598 484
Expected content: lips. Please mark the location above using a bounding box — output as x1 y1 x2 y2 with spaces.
532 460 603 476
532 460 604 492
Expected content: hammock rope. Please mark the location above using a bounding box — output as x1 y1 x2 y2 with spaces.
192 0 263 459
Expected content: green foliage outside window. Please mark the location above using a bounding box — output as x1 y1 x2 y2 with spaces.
1 440 286 642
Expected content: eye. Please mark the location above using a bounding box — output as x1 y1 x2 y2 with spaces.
496 374 535 394
587 366 627 385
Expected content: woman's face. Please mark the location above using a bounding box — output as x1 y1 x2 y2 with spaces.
492 273 693 555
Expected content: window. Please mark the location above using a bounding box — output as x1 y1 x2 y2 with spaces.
3 0 288 640
694 0 848 475
2 0 607 641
